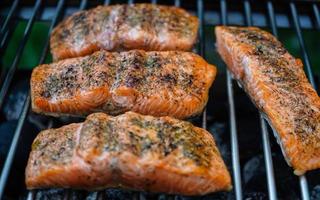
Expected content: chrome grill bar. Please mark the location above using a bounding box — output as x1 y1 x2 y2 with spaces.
196 0 207 130
26 190 35 200
289 2 316 200
0 0 319 199
220 0 243 199
0 0 19 46
260 116 277 200
0 0 19 60
0 0 68 198
290 2 316 90
0 0 43 197
313 4 320 29
174 0 180 7
244 1 278 200
0 0 42 110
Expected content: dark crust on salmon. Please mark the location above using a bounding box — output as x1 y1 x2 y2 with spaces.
50 4 199 61
26 112 231 195
31 50 216 119
215 26 320 175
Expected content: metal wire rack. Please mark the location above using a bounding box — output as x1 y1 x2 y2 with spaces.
0 0 319 199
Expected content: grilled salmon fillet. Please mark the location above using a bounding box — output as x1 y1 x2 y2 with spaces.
26 112 231 195
31 50 216 119
50 4 199 61
216 26 320 175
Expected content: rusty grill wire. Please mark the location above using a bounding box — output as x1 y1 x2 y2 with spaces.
0 0 319 199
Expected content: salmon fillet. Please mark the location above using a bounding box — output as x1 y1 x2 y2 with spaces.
25 111 231 195
50 4 199 61
31 50 216 119
215 26 320 175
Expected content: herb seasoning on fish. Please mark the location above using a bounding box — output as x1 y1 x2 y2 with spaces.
216 26 320 175
32 50 216 119
50 4 199 60
26 112 231 195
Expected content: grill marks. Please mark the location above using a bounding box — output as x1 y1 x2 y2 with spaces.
127 115 216 167
227 27 319 140
112 51 203 94
115 51 146 91
120 4 193 36
26 112 231 195
50 4 199 60
79 113 216 168
216 26 320 174
228 27 300 88
31 50 216 118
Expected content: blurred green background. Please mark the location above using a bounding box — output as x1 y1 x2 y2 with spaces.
2 21 52 68
2 22 320 77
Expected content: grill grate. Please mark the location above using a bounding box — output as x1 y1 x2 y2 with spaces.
0 0 319 199
243 1 278 199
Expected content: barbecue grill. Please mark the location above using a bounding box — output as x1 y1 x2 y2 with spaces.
0 0 319 199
